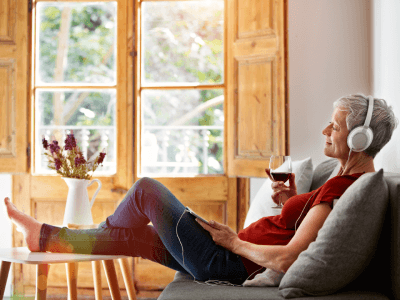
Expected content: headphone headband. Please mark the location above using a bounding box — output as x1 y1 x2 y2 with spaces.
364 96 374 128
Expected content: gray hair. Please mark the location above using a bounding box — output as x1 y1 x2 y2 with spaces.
333 94 398 158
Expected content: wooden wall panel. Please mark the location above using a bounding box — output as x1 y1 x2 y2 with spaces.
237 178 250 232
31 176 126 202
35 201 65 223
34 200 116 225
0 0 16 44
156 177 228 201
0 0 28 173
237 0 273 38
181 202 225 224
227 0 287 178
236 57 274 158
12 174 31 296
0 59 16 157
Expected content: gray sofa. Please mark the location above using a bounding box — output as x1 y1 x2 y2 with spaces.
158 159 400 300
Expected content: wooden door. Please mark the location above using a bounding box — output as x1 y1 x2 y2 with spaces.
132 0 288 292
12 0 135 297
132 0 238 291
0 0 29 173
227 0 288 178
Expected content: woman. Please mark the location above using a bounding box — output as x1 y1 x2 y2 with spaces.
4 94 398 285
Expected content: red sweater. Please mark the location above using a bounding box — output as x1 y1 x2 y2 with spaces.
238 173 364 275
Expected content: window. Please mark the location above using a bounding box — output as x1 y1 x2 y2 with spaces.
138 0 225 176
34 2 118 175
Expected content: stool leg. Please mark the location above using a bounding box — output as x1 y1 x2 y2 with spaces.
102 260 121 300
66 262 79 300
92 261 103 300
118 258 137 300
0 261 11 300
36 264 49 300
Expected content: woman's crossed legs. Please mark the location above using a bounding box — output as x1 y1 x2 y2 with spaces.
6 177 248 283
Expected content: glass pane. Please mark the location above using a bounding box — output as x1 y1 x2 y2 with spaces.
36 2 117 85
141 89 224 176
142 1 224 84
35 89 117 175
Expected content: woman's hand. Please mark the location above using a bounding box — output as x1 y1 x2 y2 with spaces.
265 169 297 206
196 219 240 253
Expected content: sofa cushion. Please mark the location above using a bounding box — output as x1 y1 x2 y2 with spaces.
279 170 389 298
309 158 339 191
244 157 313 228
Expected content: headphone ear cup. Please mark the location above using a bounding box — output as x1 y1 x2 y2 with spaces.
347 127 374 152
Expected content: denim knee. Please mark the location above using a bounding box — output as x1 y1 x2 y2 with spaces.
134 177 158 189
125 177 155 201
133 177 164 200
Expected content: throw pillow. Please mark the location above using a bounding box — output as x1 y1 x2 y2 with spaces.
279 169 389 298
309 158 339 191
244 157 313 229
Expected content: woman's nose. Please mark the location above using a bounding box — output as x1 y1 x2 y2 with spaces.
322 125 331 136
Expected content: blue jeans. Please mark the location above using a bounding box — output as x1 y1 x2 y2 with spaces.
39 177 249 283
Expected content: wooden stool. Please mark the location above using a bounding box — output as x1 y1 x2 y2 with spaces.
66 223 137 300
0 247 136 300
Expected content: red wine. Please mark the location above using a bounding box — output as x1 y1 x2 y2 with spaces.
271 172 290 183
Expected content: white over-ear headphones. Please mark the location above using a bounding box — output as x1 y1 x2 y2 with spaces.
347 95 374 152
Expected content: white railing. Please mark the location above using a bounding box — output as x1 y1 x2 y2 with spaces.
36 124 223 175
142 125 223 174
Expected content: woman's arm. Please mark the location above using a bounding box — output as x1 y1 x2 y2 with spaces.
197 203 332 273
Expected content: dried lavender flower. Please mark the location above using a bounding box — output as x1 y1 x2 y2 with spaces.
75 154 86 167
97 152 106 164
65 134 77 150
42 132 106 180
42 137 49 150
54 158 62 170
49 140 60 154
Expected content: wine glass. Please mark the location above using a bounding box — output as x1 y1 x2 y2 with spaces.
269 155 292 208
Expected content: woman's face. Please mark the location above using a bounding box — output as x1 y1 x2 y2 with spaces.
322 108 350 160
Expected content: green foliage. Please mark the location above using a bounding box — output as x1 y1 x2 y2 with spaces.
37 90 115 127
142 1 224 84
38 2 116 83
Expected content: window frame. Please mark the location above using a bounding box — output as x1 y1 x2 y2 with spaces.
30 0 134 189
134 0 227 178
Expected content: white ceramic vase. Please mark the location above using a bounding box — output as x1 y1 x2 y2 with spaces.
62 177 102 226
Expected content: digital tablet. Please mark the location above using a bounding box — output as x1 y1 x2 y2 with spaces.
186 207 210 225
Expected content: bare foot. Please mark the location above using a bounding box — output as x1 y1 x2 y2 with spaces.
4 197 42 252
